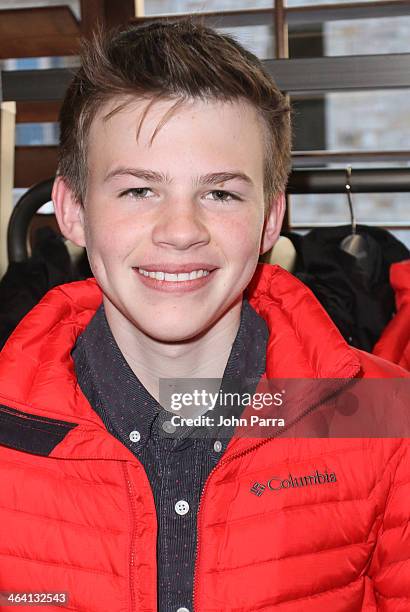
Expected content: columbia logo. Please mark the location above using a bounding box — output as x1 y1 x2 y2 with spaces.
250 469 337 496
250 482 266 496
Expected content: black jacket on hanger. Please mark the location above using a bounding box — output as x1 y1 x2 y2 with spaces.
283 225 410 352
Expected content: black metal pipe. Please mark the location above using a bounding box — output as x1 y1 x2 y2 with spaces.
287 167 410 193
7 169 410 263
7 177 54 263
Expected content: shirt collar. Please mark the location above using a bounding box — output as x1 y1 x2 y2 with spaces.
72 297 269 451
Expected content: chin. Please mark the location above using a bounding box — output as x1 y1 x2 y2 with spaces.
143 324 206 343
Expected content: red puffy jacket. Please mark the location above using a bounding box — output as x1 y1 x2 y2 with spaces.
374 260 410 371
0 263 409 611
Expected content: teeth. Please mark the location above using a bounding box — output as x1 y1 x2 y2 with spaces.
165 273 178 281
138 268 210 281
176 273 190 281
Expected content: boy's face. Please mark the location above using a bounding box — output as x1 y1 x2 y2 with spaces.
54 96 285 342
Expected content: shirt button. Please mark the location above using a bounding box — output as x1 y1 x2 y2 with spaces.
176 608 190 612
163 420 176 433
175 500 190 515
129 430 141 443
213 440 222 452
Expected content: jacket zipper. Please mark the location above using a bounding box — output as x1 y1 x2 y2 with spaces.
192 435 279 611
192 367 360 610
123 462 138 612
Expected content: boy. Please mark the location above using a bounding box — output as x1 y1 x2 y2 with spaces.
0 19 409 612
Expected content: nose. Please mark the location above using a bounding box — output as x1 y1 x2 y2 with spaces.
152 197 211 250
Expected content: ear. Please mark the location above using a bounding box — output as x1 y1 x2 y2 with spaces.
52 176 86 248
260 192 286 255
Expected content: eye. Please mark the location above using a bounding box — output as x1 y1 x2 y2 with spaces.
204 190 239 203
119 187 154 199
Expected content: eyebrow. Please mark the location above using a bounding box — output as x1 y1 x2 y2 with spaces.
104 167 171 184
104 167 254 188
196 172 254 188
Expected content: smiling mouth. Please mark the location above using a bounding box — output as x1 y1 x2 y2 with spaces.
136 268 211 282
132 266 216 291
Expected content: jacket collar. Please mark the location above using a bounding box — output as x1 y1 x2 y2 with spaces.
0 264 361 460
245 264 361 379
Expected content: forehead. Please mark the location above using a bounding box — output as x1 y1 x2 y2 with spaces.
87 95 266 179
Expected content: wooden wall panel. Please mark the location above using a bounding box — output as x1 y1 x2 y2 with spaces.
80 0 136 37
0 7 80 59
14 146 58 188
16 101 62 124
0 103 16 276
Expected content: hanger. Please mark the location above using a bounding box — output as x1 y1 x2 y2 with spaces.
339 166 368 262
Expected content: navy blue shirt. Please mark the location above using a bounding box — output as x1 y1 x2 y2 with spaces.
71 297 269 612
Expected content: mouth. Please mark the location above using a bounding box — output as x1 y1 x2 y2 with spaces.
132 266 217 292
137 267 213 281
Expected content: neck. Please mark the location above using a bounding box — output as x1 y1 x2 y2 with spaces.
103 296 243 403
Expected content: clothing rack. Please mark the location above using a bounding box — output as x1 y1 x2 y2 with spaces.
286 167 410 194
286 167 410 232
7 168 410 264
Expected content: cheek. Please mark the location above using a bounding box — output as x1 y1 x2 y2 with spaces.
86 206 133 254
219 211 264 258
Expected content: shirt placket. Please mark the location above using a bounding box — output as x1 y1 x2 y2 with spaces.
153 433 205 612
